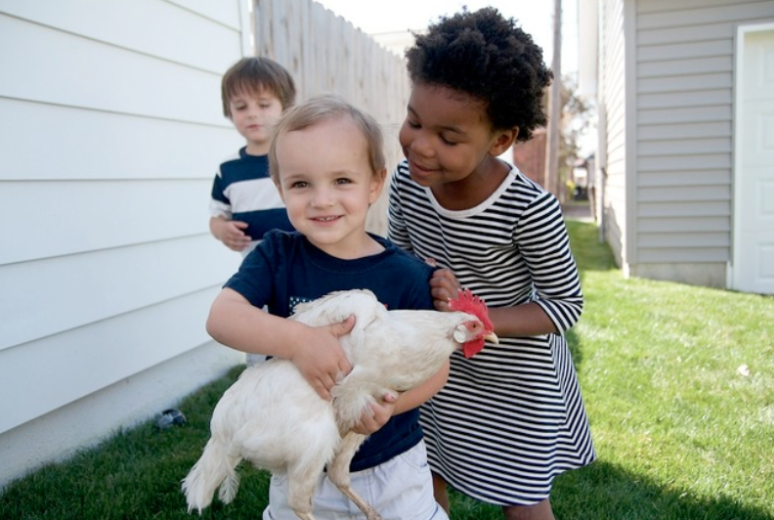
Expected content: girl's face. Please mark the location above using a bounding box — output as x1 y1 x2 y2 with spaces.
399 83 514 202
228 88 284 155
274 116 385 259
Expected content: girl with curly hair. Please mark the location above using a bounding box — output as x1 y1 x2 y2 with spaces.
387 8 595 520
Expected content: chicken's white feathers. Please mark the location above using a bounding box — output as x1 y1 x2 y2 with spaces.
182 289 493 520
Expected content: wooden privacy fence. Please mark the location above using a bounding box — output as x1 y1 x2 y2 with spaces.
253 0 410 234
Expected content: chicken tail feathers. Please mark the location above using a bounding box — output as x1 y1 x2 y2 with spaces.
217 471 240 505
182 438 241 513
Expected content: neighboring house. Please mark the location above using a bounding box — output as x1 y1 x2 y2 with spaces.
578 0 774 294
0 0 250 488
512 128 548 187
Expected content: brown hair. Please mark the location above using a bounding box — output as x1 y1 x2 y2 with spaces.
221 57 296 117
269 95 386 182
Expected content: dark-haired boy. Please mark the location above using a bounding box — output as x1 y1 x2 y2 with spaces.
209 57 296 257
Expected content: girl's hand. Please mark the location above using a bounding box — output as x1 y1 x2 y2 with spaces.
430 269 461 312
291 316 355 400
351 392 398 435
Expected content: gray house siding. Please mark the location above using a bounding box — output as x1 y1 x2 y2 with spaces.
598 0 774 287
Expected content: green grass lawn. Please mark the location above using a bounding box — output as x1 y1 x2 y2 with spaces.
2 220 772 520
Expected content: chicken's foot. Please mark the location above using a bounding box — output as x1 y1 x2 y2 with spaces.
326 432 385 520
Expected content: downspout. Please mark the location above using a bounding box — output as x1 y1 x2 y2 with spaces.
598 167 607 243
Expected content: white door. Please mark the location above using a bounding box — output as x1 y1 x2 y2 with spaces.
732 25 774 294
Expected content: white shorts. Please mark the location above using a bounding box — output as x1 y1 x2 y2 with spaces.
263 440 448 520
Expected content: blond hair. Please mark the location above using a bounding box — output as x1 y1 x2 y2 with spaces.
269 95 385 182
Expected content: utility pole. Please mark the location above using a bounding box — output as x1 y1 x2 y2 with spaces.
545 0 562 200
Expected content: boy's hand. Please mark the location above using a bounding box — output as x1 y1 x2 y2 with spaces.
213 218 251 251
291 316 355 400
430 268 461 312
352 392 397 435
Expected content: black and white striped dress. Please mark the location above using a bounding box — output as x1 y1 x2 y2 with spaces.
387 161 596 506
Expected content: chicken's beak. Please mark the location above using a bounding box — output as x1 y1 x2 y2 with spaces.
484 332 499 344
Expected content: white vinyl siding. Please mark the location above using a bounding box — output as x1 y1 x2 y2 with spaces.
0 0 247 487
600 0 628 265
0 288 219 434
633 0 774 270
0 0 242 73
0 179 214 265
0 98 239 182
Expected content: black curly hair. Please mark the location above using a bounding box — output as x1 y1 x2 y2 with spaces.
405 7 552 142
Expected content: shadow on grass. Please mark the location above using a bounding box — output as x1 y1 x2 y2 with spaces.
446 458 774 520
552 460 774 520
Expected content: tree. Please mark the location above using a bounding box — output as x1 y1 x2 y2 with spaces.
558 74 593 201
545 0 563 200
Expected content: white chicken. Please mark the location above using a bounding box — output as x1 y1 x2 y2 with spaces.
182 288 496 520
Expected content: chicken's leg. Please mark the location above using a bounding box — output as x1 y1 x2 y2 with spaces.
286 457 331 520
326 432 385 520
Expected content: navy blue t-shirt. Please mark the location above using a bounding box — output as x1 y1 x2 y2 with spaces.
224 230 435 471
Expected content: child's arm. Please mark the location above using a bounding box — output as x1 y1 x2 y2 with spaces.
207 288 355 399
430 269 558 337
351 361 450 435
429 194 583 338
210 216 251 252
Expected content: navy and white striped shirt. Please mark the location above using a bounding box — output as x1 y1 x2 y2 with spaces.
210 148 294 255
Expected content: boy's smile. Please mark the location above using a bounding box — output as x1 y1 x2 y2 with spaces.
274 115 385 259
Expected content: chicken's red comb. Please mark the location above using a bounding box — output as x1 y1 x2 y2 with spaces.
449 289 493 332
